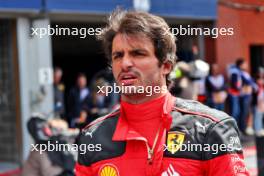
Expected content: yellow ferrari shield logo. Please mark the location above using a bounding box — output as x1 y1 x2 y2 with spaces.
167 131 185 154
99 164 119 176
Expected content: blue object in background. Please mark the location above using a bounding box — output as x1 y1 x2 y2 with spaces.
0 0 217 20
0 0 42 12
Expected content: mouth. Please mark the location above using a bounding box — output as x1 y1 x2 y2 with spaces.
119 73 138 86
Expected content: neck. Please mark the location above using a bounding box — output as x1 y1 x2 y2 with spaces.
120 92 167 146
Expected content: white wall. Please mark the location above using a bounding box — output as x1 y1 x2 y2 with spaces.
16 18 54 161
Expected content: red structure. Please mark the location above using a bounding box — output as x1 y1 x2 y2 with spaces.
212 0 264 75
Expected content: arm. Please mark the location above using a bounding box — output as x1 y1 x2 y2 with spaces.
205 77 213 94
75 133 93 176
219 76 227 91
203 118 249 176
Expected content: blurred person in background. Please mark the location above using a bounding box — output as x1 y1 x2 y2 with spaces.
189 59 210 103
169 61 196 100
252 70 264 136
169 59 209 101
227 59 244 132
67 73 90 128
195 78 207 104
22 114 78 176
205 64 227 111
87 77 112 123
228 58 257 134
238 58 257 135
53 67 65 118
91 68 120 107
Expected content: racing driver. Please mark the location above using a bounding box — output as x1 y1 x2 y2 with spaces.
75 9 249 176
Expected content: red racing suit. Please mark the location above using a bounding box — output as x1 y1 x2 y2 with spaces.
75 93 249 176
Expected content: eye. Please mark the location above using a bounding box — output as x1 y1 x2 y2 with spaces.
112 52 123 60
131 50 147 57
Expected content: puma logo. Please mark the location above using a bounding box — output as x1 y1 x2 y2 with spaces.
84 127 96 138
195 121 209 133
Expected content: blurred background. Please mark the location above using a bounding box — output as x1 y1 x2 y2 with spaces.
0 0 264 175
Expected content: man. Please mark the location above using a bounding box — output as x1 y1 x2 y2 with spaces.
227 60 243 131
228 59 256 134
53 67 65 117
205 64 227 111
67 73 90 127
76 10 249 176
237 59 257 135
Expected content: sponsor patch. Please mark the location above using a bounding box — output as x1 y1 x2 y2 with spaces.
167 131 185 154
99 164 119 176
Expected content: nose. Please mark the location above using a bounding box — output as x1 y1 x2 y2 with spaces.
121 54 133 71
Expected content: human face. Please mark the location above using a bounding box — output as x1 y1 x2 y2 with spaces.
77 76 87 89
211 64 219 76
111 33 171 102
54 70 62 84
240 62 248 71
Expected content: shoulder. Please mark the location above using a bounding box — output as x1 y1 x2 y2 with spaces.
173 97 230 123
81 109 120 136
77 109 126 166
170 97 239 140
168 98 242 159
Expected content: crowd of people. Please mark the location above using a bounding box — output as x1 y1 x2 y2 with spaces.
22 68 120 176
53 57 264 137
170 58 264 137
53 67 119 129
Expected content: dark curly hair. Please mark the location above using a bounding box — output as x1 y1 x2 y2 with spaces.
98 9 177 85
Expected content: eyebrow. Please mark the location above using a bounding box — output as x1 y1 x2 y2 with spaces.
130 48 147 53
111 47 149 58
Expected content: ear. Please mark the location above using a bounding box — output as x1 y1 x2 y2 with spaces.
162 61 173 75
